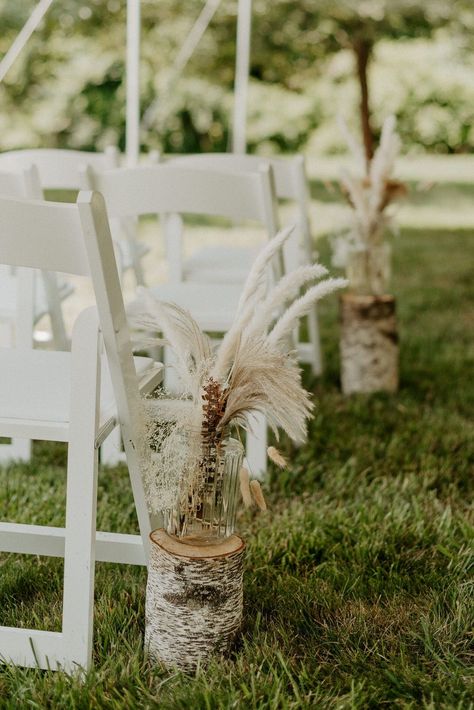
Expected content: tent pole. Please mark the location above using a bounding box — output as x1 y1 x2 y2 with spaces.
126 0 141 166
0 0 54 84
232 0 252 154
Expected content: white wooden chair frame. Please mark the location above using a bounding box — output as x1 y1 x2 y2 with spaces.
0 191 161 672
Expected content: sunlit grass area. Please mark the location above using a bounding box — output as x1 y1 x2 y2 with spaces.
1 208 473 705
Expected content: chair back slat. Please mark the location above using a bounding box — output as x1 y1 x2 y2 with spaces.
165 153 305 201
0 196 89 276
0 188 140 402
86 164 275 224
164 152 312 268
0 148 118 190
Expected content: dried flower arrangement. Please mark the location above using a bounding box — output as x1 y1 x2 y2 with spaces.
332 115 407 296
133 226 347 540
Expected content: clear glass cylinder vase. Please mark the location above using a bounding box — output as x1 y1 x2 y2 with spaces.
346 243 391 296
163 436 244 542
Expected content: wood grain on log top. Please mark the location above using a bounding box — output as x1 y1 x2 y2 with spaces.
150 528 245 559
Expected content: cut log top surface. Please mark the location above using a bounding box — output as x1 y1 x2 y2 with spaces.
150 529 245 559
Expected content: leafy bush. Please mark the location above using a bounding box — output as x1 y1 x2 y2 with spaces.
307 37 474 154
0 4 473 155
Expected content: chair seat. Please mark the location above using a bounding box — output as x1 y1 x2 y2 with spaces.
127 282 243 333
183 245 259 284
0 348 161 440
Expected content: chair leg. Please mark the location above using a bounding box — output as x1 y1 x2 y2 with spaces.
131 246 146 287
61 443 99 672
246 411 267 480
100 426 124 466
307 306 323 376
41 272 69 351
62 307 101 672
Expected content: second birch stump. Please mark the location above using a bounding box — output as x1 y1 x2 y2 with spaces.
145 529 245 672
340 293 399 394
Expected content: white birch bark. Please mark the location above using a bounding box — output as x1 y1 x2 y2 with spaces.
145 530 245 672
340 294 399 394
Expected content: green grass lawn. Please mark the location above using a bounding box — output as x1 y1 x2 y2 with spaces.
1 219 473 706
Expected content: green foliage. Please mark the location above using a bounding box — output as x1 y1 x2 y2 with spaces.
1 1 473 154
1 182 474 706
308 37 474 154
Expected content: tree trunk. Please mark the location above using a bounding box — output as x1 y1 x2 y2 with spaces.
354 38 374 171
340 294 398 394
145 529 245 672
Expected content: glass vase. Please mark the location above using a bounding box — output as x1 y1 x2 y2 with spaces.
163 436 244 542
346 243 391 296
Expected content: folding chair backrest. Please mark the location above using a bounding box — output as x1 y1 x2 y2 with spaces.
84 163 279 232
0 148 119 191
166 153 313 267
0 190 143 458
165 152 305 199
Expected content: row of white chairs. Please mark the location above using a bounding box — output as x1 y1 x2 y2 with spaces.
0 148 323 475
0 149 320 367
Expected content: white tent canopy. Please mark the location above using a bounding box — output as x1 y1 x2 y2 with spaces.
0 0 253 163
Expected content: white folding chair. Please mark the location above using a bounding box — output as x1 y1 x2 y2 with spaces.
0 191 162 672
0 165 70 350
0 166 75 462
0 148 150 286
85 163 281 476
165 153 322 375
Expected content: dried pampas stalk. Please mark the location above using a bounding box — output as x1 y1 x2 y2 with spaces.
336 114 406 260
250 480 267 512
244 263 328 340
267 446 287 469
268 277 348 347
239 466 253 508
213 225 295 380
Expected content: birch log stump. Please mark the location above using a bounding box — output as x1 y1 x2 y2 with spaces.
340 294 399 395
145 529 245 672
